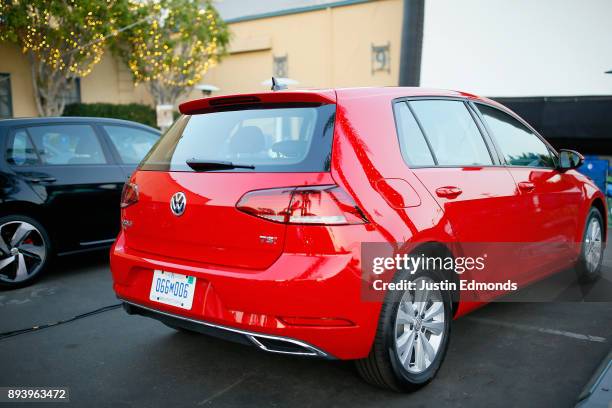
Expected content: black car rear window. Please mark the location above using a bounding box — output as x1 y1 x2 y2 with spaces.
140 104 336 172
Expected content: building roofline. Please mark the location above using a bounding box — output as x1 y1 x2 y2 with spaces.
224 0 371 23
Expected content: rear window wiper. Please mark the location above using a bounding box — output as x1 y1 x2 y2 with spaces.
186 159 256 171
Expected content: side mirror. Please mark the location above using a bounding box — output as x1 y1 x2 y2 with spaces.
558 149 584 170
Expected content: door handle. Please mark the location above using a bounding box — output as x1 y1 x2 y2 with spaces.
518 181 535 192
25 176 56 184
435 186 463 199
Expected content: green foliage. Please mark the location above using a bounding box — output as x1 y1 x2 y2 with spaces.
113 0 229 105
0 0 229 114
0 0 128 76
0 0 129 116
63 102 157 128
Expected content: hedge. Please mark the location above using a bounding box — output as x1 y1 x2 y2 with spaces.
63 103 157 128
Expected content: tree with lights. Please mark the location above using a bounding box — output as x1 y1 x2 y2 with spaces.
114 0 229 108
0 0 125 116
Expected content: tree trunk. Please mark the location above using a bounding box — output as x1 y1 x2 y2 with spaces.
146 80 193 131
29 53 71 117
147 79 192 107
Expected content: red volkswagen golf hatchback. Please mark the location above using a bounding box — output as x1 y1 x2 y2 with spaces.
111 88 607 391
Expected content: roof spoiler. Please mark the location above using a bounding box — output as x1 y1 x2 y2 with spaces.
178 90 336 115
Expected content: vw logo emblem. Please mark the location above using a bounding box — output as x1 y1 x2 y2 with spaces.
170 192 186 216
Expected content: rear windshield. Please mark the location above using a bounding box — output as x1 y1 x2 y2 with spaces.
140 104 336 172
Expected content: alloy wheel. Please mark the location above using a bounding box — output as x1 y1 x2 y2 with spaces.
0 221 47 283
584 217 603 273
394 276 445 374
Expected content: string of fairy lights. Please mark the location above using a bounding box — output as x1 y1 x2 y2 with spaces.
0 0 226 90
21 3 107 77
125 1 224 88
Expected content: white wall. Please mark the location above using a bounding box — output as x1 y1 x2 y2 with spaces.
420 0 612 97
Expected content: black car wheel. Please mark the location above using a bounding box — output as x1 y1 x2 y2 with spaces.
0 215 51 289
356 264 452 391
576 207 605 282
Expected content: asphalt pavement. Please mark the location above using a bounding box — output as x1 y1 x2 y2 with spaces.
1 249 611 407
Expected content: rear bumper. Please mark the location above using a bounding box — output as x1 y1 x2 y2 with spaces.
110 232 381 360
122 301 331 358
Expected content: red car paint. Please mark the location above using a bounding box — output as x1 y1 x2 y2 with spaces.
111 87 607 360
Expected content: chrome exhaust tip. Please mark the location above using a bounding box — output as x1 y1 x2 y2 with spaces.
247 334 327 357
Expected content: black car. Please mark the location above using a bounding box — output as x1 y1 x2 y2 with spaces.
0 117 160 288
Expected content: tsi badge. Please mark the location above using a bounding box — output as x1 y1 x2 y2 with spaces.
259 235 278 245
170 192 187 216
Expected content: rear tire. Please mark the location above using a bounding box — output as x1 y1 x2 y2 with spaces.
0 215 51 289
356 262 452 391
576 207 605 282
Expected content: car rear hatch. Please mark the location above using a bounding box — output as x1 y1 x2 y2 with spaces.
121 91 338 270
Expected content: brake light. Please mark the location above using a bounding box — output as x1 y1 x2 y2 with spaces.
236 185 367 225
235 187 294 222
120 182 139 208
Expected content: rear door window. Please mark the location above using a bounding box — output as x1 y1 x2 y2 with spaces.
394 102 435 166
476 104 555 168
409 100 493 166
103 125 159 164
27 124 107 165
140 105 336 172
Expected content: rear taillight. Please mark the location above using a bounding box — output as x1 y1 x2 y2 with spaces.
120 182 139 208
236 185 367 225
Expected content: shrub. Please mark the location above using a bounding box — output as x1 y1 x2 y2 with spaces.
63 103 157 128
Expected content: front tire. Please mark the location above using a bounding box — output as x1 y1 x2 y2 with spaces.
576 207 605 282
356 266 452 391
0 215 51 289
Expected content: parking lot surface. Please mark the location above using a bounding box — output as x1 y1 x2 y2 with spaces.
1 250 611 408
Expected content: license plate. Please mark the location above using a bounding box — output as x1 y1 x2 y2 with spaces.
149 270 196 310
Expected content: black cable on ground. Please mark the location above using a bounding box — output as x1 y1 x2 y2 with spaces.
0 303 122 340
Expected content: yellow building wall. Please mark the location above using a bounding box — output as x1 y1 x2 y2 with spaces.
0 43 152 117
331 0 402 87
195 0 402 100
0 43 38 117
81 52 153 106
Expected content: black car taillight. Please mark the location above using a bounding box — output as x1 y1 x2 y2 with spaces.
120 182 139 208
236 185 367 225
